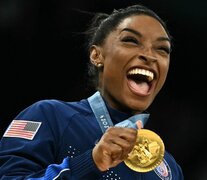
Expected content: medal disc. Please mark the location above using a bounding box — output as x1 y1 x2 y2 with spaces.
124 129 165 172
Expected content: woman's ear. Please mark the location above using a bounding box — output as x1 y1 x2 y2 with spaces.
90 45 104 66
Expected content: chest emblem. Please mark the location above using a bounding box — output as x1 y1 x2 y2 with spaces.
154 159 172 180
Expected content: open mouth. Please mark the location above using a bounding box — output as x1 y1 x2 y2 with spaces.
127 68 155 95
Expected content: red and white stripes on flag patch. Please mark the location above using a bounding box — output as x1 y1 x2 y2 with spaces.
3 120 42 140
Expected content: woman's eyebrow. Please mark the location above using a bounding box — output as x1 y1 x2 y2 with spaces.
157 37 171 44
121 28 171 44
121 28 142 37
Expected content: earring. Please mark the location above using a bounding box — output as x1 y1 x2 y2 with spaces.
97 63 103 68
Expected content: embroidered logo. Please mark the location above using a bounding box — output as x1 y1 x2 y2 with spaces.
154 159 172 180
3 120 42 140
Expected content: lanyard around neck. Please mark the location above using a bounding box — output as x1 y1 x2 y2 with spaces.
88 91 149 133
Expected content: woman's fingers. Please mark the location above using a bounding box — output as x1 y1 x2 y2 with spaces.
92 127 137 171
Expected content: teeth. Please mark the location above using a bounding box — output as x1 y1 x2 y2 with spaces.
128 68 154 81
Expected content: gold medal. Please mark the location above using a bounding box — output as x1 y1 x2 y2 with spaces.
124 129 165 172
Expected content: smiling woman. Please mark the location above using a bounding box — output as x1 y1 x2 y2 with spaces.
88 13 171 113
0 4 184 180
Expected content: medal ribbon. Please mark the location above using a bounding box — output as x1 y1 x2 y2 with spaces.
87 91 149 133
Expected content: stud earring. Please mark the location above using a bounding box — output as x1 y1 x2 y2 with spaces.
97 63 103 68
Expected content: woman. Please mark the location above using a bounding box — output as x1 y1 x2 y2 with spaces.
0 4 184 180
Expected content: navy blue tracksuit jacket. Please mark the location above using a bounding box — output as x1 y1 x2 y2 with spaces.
0 93 184 179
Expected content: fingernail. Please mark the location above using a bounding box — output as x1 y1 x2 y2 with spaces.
136 120 143 129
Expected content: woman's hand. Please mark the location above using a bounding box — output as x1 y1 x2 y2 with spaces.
92 127 137 171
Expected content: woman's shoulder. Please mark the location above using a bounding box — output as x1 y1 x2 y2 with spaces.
27 98 91 115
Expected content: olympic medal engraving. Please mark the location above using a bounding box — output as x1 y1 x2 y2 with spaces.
124 129 165 172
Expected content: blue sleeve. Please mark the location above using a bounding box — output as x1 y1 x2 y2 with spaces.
27 150 99 180
0 100 101 179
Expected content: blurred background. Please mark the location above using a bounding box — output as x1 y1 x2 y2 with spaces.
0 0 206 179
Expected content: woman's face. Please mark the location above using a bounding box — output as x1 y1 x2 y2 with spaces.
91 15 171 114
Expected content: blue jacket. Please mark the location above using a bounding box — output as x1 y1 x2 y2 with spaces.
0 93 184 179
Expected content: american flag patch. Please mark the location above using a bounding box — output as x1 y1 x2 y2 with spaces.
3 120 42 140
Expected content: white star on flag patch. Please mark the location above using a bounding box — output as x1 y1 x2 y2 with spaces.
3 120 42 140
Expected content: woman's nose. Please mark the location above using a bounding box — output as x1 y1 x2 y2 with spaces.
138 53 157 63
138 48 157 63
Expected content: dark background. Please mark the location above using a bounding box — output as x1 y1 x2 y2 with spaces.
0 0 207 179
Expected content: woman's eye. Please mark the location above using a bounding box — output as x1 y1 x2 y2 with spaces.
158 46 171 55
122 37 139 44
